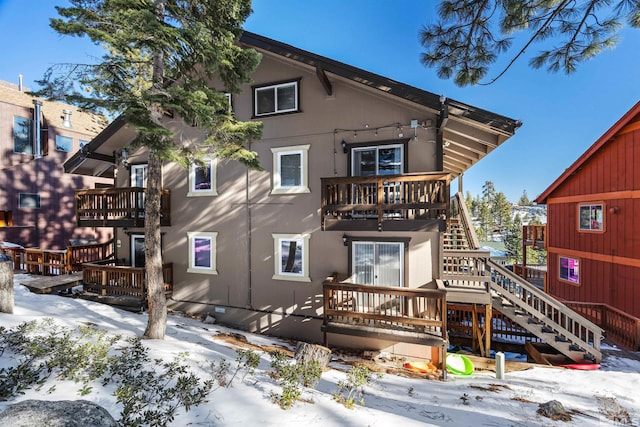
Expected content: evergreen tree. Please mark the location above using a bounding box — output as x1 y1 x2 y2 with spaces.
504 213 522 263
36 0 263 339
518 190 531 206
465 190 473 214
420 1 639 86
492 191 511 233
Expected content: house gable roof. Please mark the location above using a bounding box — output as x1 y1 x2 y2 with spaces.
535 100 640 204
64 31 521 177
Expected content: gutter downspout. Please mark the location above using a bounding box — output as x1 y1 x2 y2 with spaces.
246 141 253 309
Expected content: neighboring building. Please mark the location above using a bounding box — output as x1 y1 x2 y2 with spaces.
0 80 112 249
536 101 640 318
64 32 520 358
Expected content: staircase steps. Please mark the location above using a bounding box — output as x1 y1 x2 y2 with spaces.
446 192 603 363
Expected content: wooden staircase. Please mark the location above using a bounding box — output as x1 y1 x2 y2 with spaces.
444 193 603 363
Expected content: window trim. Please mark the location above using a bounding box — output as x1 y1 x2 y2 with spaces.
18 193 41 209
270 145 310 195
188 157 218 197
577 202 605 233
272 233 311 282
558 255 580 286
253 79 300 117
187 231 218 275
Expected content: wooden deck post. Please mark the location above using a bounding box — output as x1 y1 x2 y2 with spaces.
485 303 492 356
101 270 107 296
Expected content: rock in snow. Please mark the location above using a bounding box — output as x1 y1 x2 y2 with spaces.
0 400 116 427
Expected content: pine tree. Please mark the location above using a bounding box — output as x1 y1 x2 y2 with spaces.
504 213 523 264
420 1 639 86
35 0 263 339
518 190 530 206
492 191 511 233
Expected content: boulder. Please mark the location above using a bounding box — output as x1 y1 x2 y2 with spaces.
0 400 116 427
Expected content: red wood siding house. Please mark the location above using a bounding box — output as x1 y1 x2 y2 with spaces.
536 101 640 317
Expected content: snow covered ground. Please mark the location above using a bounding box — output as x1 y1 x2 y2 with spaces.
1 273 639 426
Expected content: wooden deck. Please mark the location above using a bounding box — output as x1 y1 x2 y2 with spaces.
21 273 83 294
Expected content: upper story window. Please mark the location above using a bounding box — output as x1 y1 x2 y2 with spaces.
578 203 604 232
55 135 74 152
188 158 217 197
254 80 299 117
351 143 405 176
13 116 33 154
270 145 310 195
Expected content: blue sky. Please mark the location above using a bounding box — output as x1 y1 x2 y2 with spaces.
2 0 639 202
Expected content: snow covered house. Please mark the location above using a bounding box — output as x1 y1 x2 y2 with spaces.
62 32 604 363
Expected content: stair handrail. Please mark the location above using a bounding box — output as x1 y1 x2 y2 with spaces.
487 258 603 358
451 192 479 250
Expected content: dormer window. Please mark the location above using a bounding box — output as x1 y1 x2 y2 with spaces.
253 80 299 117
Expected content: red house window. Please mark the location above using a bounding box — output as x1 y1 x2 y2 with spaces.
578 203 604 232
559 256 579 285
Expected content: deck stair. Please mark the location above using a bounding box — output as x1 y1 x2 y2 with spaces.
445 192 603 363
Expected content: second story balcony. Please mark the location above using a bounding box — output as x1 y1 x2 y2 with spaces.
75 187 171 228
321 172 450 232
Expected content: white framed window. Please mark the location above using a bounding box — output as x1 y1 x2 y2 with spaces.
188 158 217 197
130 164 148 187
187 232 218 275
559 256 579 285
271 145 310 194
254 80 299 116
272 233 310 282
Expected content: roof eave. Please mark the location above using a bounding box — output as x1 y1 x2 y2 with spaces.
535 100 640 204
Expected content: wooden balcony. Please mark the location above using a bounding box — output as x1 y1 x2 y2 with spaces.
321 172 450 231
322 274 448 349
523 224 546 248
82 261 173 299
75 187 171 228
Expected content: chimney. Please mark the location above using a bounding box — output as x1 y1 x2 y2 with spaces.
18 74 23 92
62 109 73 128
33 100 43 158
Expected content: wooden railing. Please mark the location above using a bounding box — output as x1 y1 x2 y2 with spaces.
67 240 115 272
563 301 640 351
323 274 447 344
449 192 479 249
513 264 546 288
82 262 173 298
442 249 491 291
75 187 171 227
523 225 546 247
321 172 450 231
487 259 603 361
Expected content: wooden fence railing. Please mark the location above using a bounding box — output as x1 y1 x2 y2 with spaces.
82 262 173 298
75 187 171 227
321 173 450 230
563 301 640 351
322 274 447 342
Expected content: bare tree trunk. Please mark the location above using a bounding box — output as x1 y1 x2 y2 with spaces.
0 258 14 314
143 152 166 339
143 0 167 340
